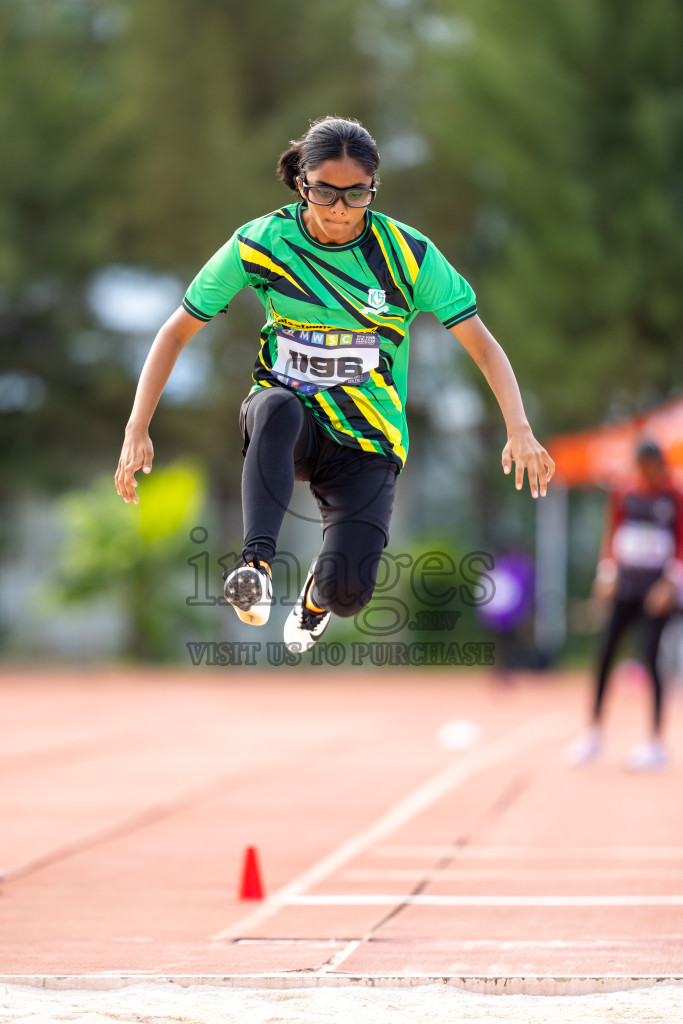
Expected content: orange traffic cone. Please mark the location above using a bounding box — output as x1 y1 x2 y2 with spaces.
239 845 265 900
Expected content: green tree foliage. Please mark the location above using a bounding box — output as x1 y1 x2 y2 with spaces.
409 0 683 429
0 0 381 494
53 460 206 659
0 0 140 489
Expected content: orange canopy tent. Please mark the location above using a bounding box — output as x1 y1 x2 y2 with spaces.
547 396 683 489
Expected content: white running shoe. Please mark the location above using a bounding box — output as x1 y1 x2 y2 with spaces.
223 562 273 626
564 727 603 767
624 738 670 772
284 567 331 653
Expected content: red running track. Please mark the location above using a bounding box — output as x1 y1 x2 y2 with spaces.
0 667 682 994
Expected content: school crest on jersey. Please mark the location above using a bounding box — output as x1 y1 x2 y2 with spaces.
361 288 390 315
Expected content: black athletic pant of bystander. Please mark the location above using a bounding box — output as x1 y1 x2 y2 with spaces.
593 596 671 732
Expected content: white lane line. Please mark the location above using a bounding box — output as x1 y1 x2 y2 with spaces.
211 711 564 940
287 894 683 907
341 868 683 882
316 938 363 974
370 844 683 860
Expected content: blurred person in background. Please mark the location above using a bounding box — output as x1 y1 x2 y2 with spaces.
566 440 683 770
115 116 554 654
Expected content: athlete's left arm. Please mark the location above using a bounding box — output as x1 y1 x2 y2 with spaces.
449 315 555 498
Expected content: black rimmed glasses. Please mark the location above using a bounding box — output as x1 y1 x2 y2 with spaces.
300 177 377 208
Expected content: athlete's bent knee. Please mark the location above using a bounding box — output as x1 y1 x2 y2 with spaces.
249 388 305 435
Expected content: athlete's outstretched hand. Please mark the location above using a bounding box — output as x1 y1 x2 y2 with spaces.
502 427 555 499
115 427 154 504
449 317 555 498
114 307 203 504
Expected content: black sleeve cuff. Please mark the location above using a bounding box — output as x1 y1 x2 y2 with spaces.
182 298 213 322
442 305 478 329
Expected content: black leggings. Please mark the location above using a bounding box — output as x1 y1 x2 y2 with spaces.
593 597 670 731
240 387 397 617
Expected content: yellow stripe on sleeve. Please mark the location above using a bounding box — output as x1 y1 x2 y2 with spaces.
238 241 308 294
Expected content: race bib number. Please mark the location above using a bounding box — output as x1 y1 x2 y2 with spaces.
272 328 380 396
613 522 675 569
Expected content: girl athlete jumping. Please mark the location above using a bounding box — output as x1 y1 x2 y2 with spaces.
115 117 555 653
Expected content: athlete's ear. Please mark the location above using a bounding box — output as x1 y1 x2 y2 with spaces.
295 176 305 200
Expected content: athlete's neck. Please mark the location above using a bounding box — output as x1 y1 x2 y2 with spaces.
301 206 367 246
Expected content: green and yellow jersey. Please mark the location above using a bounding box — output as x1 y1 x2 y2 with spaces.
183 202 476 470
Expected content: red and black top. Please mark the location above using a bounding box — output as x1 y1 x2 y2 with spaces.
599 478 683 600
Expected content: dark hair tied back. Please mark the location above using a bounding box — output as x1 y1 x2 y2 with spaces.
276 144 302 192
276 116 380 194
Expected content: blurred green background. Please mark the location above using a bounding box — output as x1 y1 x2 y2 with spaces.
1 0 681 665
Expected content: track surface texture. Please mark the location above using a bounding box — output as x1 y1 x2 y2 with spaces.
1 666 682 996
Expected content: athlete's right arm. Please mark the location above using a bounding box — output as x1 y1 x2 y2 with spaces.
115 306 204 504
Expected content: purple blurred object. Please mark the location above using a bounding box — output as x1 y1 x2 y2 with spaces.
476 553 534 631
